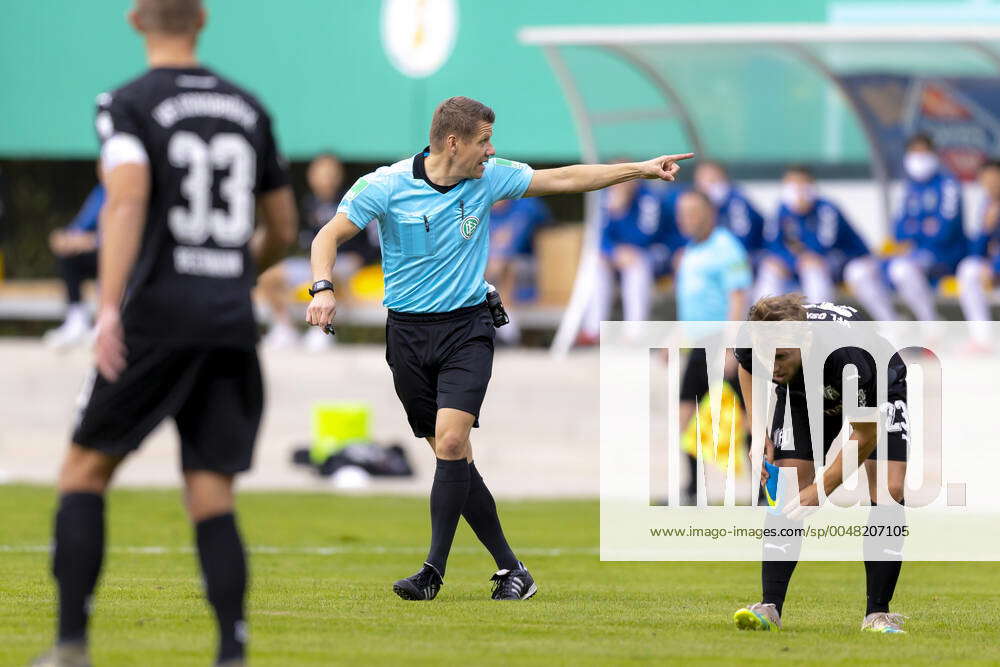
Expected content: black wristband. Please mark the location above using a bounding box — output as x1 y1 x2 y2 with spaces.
308 279 334 297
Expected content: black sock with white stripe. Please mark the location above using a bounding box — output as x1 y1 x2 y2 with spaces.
426 458 471 577
760 510 803 616
463 462 519 571
864 500 905 615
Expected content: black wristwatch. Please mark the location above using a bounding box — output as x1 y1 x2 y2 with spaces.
308 279 335 297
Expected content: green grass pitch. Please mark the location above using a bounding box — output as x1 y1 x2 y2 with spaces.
1 485 998 666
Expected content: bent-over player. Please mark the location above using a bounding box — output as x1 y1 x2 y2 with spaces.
732 295 909 634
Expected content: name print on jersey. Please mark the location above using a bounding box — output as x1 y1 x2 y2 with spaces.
167 131 256 277
153 92 259 130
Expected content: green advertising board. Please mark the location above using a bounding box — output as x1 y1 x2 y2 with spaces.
0 0 989 162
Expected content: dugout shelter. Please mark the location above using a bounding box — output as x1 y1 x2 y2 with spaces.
519 23 1000 355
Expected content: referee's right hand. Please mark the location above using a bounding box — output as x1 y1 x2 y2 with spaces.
306 291 337 328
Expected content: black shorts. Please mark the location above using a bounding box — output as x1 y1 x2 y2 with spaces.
385 302 495 438
771 394 909 463
679 348 709 403
72 342 263 474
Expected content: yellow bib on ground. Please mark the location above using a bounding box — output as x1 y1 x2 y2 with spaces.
309 402 372 464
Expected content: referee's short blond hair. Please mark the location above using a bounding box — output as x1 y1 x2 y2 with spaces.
429 97 495 150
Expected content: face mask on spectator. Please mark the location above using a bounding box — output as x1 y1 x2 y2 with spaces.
904 152 939 182
780 182 816 209
703 181 730 206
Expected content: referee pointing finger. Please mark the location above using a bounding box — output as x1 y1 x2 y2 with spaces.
307 96 693 601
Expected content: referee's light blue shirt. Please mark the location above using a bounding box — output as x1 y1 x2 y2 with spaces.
676 226 752 322
338 151 534 313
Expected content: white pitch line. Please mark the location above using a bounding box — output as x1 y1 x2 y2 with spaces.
0 545 598 557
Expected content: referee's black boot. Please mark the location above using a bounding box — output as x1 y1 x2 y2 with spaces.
490 562 537 600
393 563 443 601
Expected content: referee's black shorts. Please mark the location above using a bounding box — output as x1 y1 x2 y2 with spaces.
385 302 495 438
72 341 263 474
679 348 710 403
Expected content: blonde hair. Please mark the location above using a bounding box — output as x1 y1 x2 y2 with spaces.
747 294 807 322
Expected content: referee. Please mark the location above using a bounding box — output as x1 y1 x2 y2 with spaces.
307 96 693 601
674 190 752 502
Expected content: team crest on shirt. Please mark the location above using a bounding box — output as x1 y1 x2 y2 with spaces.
460 215 481 239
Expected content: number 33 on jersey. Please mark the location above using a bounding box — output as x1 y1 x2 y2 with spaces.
96 66 290 347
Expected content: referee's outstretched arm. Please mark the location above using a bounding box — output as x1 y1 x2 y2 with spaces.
306 213 362 328
522 153 694 197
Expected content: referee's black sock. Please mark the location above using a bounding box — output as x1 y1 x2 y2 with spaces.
864 500 905 615
195 513 248 663
463 462 518 571
760 510 803 616
426 458 471 577
53 492 105 643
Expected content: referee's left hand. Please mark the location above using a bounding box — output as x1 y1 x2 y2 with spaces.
640 153 695 182
306 291 337 329
94 306 127 383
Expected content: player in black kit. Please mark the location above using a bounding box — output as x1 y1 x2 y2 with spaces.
33 2 296 666
731 295 910 635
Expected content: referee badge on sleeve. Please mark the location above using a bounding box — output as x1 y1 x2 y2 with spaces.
344 178 369 202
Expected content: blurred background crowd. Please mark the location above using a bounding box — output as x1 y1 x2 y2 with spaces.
7 133 999 351
3 0 1000 352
